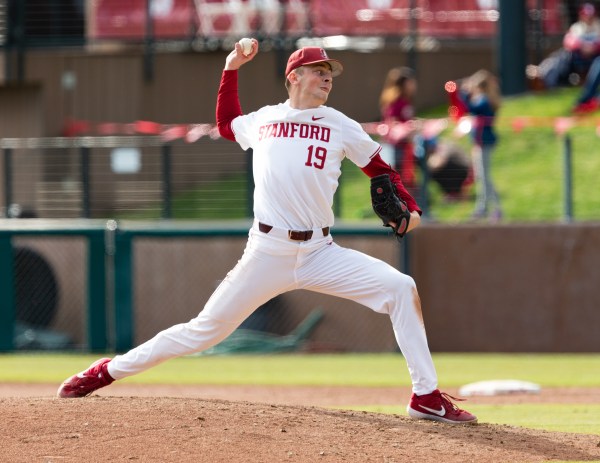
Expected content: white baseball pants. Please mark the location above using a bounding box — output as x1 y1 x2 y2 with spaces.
108 222 438 395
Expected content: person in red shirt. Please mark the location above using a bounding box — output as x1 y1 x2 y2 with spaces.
379 67 418 193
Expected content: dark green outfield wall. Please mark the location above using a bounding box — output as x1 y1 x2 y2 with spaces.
2 221 598 352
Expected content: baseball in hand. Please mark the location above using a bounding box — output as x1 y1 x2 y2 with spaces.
239 38 254 56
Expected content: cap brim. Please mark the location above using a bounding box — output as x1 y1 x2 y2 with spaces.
296 59 344 77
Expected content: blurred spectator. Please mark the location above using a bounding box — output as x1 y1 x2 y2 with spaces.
425 140 472 202
570 3 600 113
378 66 418 193
457 70 503 222
534 3 600 89
564 3 600 71
572 53 600 112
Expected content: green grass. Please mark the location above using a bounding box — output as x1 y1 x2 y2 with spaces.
433 353 600 387
119 87 600 224
4 353 600 436
2 352 600 387
116 174 250 220
348 404 600 435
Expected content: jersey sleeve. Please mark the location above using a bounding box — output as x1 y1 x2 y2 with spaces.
231 111 258 151
341 116 382 168
216 69 257 150
216 70 242 142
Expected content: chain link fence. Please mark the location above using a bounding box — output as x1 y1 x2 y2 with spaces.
124 230 401 353
0 219 401 353
0 134 400 353
0 220 108 352
1 135 251 220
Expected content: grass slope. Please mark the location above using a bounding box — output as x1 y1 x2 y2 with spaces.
405 86 600 222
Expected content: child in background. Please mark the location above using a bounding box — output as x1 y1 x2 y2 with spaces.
458 69 503 222
379 67 418 193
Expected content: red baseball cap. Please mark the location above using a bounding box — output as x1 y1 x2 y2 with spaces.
285 47 343 78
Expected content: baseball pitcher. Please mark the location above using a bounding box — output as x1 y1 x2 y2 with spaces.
57 41 476 425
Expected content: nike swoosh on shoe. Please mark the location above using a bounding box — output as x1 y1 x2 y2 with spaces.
419 405 446 417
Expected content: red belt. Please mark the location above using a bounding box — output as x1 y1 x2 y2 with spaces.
258 222 330 241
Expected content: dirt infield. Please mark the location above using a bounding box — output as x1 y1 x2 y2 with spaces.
2 385 600 463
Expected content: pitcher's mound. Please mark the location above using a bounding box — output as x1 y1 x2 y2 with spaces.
2 396 600 463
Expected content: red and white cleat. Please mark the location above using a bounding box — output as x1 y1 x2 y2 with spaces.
407 389 478 424
57 358 114 398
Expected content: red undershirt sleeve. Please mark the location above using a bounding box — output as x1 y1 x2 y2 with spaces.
360 154 422 215
216 70 243 141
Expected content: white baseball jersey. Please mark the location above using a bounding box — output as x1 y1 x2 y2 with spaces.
232 101 382 230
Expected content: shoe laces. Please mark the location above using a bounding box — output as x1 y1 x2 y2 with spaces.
439 392 466 413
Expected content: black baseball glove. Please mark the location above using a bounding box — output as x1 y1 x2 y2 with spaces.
370 174 411 241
